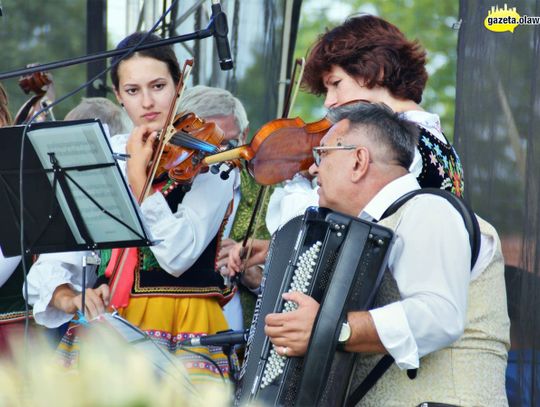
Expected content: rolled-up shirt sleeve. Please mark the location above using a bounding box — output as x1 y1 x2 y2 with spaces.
266 174 319 235
25 251 97 328
369 196 471 369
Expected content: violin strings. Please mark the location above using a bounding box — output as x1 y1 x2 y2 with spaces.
169 132 221 154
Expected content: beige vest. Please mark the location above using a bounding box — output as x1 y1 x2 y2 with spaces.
351 198 510 407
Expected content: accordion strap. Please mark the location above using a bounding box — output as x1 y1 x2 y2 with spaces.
381 188 481 269
346 355 394 407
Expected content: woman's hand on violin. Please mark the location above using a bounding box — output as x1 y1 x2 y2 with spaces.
218 239 263 289
126 125 157 198
52 283 110 320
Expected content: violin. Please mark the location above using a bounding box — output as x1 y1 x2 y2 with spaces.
139 60 238 200
155 111 232 185
14 68 55 124
203 115 332 185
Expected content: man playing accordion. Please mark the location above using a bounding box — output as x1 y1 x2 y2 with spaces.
264 103 510 407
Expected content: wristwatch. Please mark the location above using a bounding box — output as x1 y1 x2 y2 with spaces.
338 320 351 344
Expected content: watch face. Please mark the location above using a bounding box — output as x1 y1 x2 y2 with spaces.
339 322 351 343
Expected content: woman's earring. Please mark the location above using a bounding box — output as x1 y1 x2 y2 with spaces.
120 103 125 108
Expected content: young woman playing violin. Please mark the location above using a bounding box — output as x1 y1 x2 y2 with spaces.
227 14 465 275
25 32 239 384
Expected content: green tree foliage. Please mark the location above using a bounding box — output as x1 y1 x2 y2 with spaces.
292 0 459 140
0 0 87 121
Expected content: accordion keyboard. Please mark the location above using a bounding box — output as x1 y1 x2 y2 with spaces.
260 241 322 388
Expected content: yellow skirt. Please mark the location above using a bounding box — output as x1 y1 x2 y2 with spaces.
57 296 236 388
118 296 235 385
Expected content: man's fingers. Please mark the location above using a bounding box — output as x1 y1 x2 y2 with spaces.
282 291 316 307
267 335 289 347
265 324 288 338
265 311 294 327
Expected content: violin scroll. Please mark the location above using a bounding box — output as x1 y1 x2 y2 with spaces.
18 70 52 96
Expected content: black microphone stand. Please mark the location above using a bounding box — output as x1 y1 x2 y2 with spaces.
0 11 222 80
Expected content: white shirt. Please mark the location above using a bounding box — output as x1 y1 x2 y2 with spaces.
25 134 239 328
0 247 21 288
365 173 494 369
265 111 448 234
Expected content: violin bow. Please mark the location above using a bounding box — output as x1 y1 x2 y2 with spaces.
140 59 193 201
239 58 305 272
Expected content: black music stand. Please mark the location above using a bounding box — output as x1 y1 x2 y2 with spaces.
0 120 153 314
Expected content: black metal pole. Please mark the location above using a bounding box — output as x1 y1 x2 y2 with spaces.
0 27 214 81
86 0 108 97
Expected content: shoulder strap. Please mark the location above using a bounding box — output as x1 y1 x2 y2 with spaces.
347 189 481 406
381 188 481 270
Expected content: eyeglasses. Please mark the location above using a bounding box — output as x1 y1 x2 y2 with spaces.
312 145 358 166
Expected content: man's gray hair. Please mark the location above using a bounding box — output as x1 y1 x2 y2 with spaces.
179 85 249 134
327 102 418 169
65 97 130 136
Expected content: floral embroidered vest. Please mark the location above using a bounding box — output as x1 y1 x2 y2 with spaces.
417 126 464 197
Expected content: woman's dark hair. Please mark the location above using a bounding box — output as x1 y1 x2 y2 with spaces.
110 32 181 90
303 15 428 104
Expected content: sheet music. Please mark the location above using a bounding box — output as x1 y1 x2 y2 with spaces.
27 121 148 245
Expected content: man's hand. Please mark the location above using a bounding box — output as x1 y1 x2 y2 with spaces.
240 265 264 290
264 291 320 357
52 283 110 320
227 239 270 275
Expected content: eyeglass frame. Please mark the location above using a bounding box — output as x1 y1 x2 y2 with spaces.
312 145 359 166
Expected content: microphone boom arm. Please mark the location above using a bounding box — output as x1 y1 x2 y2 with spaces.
0 22 217 81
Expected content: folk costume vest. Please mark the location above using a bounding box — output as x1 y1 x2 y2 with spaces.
416 126 464 197
99 180 234 306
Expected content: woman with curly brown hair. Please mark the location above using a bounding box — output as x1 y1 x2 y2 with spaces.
261 14 464 236
229 15 466 280
303 14 463 194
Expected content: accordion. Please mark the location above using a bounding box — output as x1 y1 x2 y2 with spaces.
236 207 394 406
